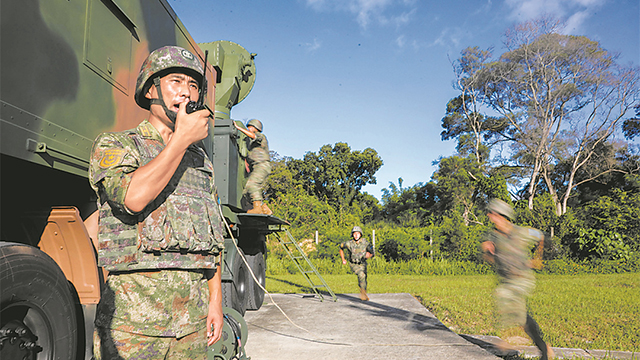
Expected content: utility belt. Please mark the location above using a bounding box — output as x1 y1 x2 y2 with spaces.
108 268 205 276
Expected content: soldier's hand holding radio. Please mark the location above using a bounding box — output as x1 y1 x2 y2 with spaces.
174 100 210 146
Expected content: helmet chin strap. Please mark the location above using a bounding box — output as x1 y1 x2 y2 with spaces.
149 77 177 122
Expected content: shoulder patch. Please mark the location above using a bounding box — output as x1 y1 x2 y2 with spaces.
99 149 126 168
139 125 153 138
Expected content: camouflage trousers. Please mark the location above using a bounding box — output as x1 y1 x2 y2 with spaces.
93 270 210 359
245 161 271 202
349 262 368 290
495 275 534 328
93 326 207 360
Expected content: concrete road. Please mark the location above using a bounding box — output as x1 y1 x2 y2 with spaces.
243 293 500 360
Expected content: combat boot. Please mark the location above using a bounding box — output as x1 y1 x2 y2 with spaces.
261 203 273 215
359 288 369 301
247 201 264 214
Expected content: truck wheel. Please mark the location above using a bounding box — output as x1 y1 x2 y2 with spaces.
0 242 78 360
244 252 265 310
222 249 248 315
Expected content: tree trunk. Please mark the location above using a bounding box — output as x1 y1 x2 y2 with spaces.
527 162 542 210
541 167 562 216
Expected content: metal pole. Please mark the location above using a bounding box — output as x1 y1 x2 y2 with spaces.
315 230 319 245
430 229 433 261
372 230 375 248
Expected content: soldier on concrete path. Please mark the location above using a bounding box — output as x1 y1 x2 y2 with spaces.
234 119 272 215
340 226 375 301
89 46 225 359
481 199 554 360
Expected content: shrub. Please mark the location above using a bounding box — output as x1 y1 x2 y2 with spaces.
575 228 633 261
266 256 494 276
434 215 488 261
540 255 640 275
375 226 433 261
267 255 639 277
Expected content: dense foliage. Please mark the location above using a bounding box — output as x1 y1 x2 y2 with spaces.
263 17 639 270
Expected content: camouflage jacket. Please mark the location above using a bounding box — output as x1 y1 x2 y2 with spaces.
89 120 225 272
248 132 270 164
340 238 374 264
489 225 542 280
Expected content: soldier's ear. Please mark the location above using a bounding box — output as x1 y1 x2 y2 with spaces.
145 83 159 100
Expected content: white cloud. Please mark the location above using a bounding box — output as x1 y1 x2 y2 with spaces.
432 27 463 48
391 8 417 28
563 10 591 33
504 0 608 33
349 0 395 28
303 38 322 52
305 0 329 11
471 0 494 16
305 0 416 30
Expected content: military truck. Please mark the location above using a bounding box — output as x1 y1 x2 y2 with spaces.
0 1 284 359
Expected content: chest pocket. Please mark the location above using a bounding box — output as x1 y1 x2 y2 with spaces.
138 146 222 253
349 243 367 263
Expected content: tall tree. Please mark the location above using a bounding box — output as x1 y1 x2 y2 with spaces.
430 155 509 226
463 17 640 214
442 47 508 164
381 178 434 226
291 142 383 212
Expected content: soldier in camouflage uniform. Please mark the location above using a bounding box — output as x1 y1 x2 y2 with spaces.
234 119 272 215
89 46 225 359
339 226 375 301
482 199 554 360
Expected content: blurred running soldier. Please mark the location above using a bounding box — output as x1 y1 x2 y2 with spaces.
481 199 554 360
90 46 225 359
234 119 272 215
340 226 375 301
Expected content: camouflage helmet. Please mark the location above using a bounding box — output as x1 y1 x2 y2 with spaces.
487 199 514 220
351 226 363 236
247 119 263 132
135 46 204 109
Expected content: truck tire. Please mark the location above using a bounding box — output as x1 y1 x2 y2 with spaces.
222 249 248 315
244 252 266 310
0 242 78 360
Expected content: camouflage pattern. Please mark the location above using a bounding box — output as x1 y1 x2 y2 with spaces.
495 276 534 328
340 238 374 264
89 120 225 272
349 262 368 290
94 326 207 360
93 271 209 358
490 226 542 280
488 225 543 328
94 271 209 336
247 119 263 132
245 162 271 202
340 238 374 290
135 46 204 110
244 132 271 202
247 132 270 163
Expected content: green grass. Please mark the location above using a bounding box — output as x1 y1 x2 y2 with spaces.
264 272 640 353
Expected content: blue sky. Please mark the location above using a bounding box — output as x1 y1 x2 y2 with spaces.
170 0 639 200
